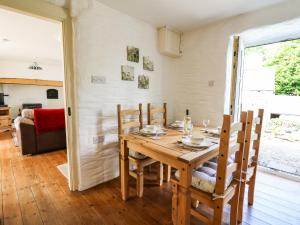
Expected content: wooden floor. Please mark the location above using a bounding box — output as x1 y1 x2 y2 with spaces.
0 132 299 225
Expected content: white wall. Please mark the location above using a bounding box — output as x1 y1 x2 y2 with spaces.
0 59 64 81
2 84 64 118
172 0 300 126
0 58 65 118
73 0 174 190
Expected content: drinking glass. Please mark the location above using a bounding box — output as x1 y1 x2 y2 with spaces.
186 123 193 137
202 119 210 133
153 124 161 140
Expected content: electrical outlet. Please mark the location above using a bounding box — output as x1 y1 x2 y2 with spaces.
91 75 106 84
208 80 215 87
93 135 105 144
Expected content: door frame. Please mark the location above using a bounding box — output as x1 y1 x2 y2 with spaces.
0 0 79 191
226 35 245 121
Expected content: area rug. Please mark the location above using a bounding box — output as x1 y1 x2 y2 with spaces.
57 163 69 179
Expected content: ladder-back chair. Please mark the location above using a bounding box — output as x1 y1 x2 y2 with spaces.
237 109 264 223
117 103 162 197
171 112 248 225
147 103 171 183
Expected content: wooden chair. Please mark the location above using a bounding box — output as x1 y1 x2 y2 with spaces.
237 109 264 223
117 103 163 198
171 112 248 225
147 103 171 184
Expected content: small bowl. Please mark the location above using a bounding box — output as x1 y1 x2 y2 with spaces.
190 136 204 145
145 125 156 130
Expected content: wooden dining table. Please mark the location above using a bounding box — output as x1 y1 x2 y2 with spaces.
119 128 220 225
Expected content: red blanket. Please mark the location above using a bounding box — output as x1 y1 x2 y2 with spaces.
34 108 66 134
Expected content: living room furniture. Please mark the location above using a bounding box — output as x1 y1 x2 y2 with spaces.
119 127 217 224
0 107 12 133
171 112 247 225
237 109 264 223
15 108 66 155
117 103 163 198
147 102 171 183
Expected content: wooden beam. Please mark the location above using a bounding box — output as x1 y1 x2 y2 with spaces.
0 78 63 87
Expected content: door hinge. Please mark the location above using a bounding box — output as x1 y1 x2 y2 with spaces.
68 107 71 116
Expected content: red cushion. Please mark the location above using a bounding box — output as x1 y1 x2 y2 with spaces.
34 108 66 134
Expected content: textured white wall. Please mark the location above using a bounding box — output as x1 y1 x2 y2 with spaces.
73 0 174 190
172 0 300 127
0 59 64 81
2 84 64 118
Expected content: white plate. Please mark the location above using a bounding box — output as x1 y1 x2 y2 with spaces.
170 123 184 128
181 138 212 148
140 129 165 135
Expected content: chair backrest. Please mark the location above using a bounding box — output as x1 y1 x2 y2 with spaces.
214 112 247 196
117 103 143 136
147 103 167 127
242 109 264 172
252 109 264 164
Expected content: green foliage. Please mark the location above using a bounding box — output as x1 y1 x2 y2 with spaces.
266 40 300 96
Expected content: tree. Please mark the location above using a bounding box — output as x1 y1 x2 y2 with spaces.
266 39 300 96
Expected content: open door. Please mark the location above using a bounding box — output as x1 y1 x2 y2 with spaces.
228 35 245 121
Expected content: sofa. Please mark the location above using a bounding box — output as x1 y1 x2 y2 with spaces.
14 108 66 155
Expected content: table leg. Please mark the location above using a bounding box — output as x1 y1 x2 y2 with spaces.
177 165 192 225
120 138 129 201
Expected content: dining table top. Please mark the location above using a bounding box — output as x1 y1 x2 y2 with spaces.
120 127 221 165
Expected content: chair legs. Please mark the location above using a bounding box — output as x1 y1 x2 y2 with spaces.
248 176 256 205
230 189 240 225
213 199 224 225
158 162 164 186
136 164 144 197
237 181 246 224
164 165 171 182
172 182 178 225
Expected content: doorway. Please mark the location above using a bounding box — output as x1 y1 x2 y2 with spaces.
239 39 300 178
0 0 78 190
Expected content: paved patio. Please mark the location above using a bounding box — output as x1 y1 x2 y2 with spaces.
258 137 300 176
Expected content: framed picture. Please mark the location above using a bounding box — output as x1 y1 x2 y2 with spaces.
143 56 154 71
121 65 134 81
127 46 139 63
138 75 149 89
47 89 59 99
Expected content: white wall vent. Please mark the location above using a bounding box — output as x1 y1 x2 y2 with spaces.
158 27 182 57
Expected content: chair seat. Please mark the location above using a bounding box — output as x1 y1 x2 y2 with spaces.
248 149 256 165
175 157 233 194
246 166 255 181
129 149 148 159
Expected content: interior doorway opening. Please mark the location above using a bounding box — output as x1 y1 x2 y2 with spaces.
0 5 72 188
240 39 300 179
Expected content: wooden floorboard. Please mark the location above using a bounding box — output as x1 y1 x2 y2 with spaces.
0 132 299 225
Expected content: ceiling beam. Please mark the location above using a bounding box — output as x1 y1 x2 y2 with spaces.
0 77 63 87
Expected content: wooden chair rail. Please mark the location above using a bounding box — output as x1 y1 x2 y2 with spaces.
121 109 140 116
230 122 243 134
151 107 165 113
229 143 240 155
122 121 141 130
226 163 238 178
150 118 165 125
190 208 211 225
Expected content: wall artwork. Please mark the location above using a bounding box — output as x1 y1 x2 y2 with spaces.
138 75 149 89
127 46 139 63
121 65 134 81
143 56 154 71
47 89 59 99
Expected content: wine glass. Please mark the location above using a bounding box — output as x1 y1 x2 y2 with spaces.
153 124 161 140
202 119 210 133
186 123 193 137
